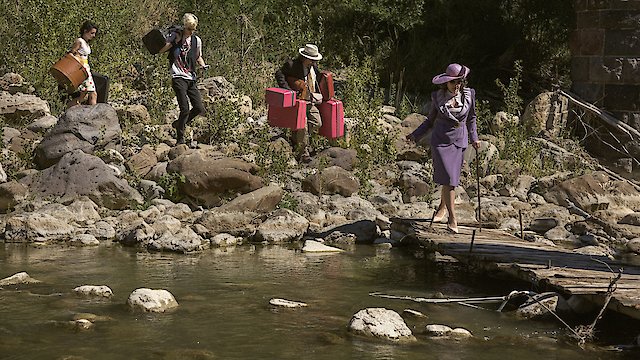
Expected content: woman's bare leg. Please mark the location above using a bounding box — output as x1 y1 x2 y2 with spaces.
87 91 97 105
442 185 457 228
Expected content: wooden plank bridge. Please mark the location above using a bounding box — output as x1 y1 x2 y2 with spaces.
392 218 640 320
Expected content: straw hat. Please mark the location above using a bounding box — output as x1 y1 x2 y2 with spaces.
299 44 322 61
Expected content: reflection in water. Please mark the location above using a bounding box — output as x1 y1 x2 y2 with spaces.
0 243 637 359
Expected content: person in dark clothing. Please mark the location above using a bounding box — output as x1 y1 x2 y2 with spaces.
275 44 324 162
159 13 208 145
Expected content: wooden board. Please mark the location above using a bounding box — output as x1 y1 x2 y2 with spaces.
394 218 640 320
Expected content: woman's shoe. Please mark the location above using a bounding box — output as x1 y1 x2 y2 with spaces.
432 212 447 223
446 224 459 234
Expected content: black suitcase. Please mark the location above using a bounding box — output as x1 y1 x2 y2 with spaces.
142 29 166 55
92 72 109 103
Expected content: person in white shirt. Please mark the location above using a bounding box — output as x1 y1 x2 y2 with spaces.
160 13 208 145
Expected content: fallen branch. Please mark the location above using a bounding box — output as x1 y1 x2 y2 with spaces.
369 290 534 305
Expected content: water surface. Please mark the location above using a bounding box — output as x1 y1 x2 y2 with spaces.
0 243 636 359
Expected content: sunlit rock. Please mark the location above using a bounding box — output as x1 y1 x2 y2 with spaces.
127 288 178 313
348 308 415 342
302 240 344 253
73 285 113 298
425 324 452 336
0 271 41 286
269 298 308 308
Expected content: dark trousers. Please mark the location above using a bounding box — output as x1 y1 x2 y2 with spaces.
171 77 205 141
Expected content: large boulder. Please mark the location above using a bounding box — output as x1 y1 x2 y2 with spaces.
20 150 143 210
0 91 50 125
167 150 263 207
544 171 640 212
310 147 358 171
302 166 360 197
253 209 309 243
197 210 258 237
219 185 284 213
3 213 74 243
127 288 178 313
34 104 122 169
126 144 158 177
0 181 28 213
348 308 415 342
521 92 569 137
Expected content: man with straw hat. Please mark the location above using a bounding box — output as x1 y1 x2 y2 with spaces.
275 43 324 163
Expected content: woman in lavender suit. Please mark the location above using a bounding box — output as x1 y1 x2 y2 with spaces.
407 63 481 233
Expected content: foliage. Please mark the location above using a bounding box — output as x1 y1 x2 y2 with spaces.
157 171 186 203
277 191 298 212
495 60 524 116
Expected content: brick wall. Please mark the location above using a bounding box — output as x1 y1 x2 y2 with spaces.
571 0 640 128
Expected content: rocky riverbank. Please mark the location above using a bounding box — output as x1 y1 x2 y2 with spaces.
1 72 640 262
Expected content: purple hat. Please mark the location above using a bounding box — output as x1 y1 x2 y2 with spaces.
432 63 471 85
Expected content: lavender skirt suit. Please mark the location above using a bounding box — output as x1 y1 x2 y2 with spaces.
410 88 479 186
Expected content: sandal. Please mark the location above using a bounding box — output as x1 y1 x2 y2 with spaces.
446 224 459 234
432 211 447 223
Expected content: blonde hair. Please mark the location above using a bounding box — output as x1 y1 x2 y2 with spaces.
183 13 198 30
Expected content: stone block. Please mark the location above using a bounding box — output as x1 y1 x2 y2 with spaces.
578 29 606 55
600 10 640 29
571 57 591 82
572 82 605 104
585 0 611 11
590 57 624 82
605 30 640 56
610 0 640 10
604 84 640 111
577 10 601 29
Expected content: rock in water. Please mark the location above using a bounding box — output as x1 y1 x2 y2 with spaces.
348 308 415 342
127 288 178 313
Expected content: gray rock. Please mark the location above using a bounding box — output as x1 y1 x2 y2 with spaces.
4 213 74 243
0 271 41 285
70 234 100 246
147 227 207 253
144 162 168 182
86 221 116 240
219 185 284 213
529 218 559 233
210 233 240 247
34 104 121 169
302 240 344 253
0 91 50 124
27 115 58 133
73 285 113 298
627 238 640 254
269 298 308 308
197 210 258 237
127 288 178 313
20 150 143 210
126 145 157 177
348 308 415 342
167 150 263 207
450 328 473 338
516 292 559 319
139 179 165 201
254 209 309 243
425 324 453 336
302 166 360 197
544 225 572 242
310 147 358 171
0 181 28 213
0 162 6 183
619 213 640 226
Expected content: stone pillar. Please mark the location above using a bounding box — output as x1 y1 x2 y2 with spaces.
571 0 640 128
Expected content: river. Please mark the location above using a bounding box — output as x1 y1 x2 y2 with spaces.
0 243 637 359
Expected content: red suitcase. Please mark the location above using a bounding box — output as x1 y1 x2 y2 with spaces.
319 71 335 100
265 87 297 108
268 99 307 130
318 99 344 138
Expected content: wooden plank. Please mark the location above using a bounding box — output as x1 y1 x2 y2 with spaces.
406 219 640 320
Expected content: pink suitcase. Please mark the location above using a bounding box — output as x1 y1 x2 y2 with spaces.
268 99 307 130
265 87 296 108
318 99 344 138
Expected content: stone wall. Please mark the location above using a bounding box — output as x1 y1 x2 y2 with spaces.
571 0 640 128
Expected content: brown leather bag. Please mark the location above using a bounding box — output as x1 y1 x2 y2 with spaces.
286 76 309 101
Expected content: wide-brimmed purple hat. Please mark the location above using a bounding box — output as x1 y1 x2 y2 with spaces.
432 63 470 85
